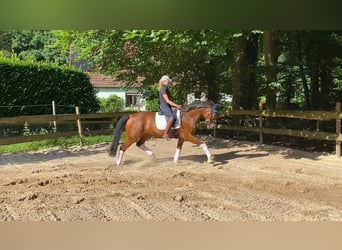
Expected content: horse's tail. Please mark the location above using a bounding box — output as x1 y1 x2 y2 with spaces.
109 114 129 157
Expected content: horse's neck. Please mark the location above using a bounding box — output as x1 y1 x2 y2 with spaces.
184 109 203 122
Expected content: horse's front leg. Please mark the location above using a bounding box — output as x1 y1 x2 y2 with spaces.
186 134 214 163
173 138 184 163
199 142 214 163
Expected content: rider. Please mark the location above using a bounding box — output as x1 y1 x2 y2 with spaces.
159 75 181 140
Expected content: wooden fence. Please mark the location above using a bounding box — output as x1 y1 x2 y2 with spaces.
0 108 133 146
1 103 342 157
217 102 342 157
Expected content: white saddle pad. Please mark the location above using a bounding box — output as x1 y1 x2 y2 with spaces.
155 110 181 130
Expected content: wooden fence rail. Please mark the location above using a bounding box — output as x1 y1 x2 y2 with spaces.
218 102 342 157
0 109 133 146
1 103 341 158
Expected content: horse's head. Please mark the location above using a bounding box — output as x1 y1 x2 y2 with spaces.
203 102 219 129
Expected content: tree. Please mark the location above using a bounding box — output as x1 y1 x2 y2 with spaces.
276 30 342 110
263 30 278 110
9 30 68 65
232 31 259 110
0 31 12 52
54 29 342 113
305 31 341 110
55 30 233 104
98 94 124 112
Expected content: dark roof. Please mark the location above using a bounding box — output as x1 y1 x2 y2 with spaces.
88 73 142 89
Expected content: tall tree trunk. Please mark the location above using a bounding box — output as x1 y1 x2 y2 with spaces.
232 34 248 110
232 32 258 110
310 64 320 110
296 32 311 110
205 61 220 103
320 64 333 110
263 30 277 110
310 39 321 110
246 33 259 109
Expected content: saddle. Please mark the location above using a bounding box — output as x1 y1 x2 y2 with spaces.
155 107 181 130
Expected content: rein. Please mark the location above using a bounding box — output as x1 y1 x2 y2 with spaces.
205 103 219 124
182 101 219 125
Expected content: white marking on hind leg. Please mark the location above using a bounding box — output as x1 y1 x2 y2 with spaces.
116 150 124 166
138 144 154 157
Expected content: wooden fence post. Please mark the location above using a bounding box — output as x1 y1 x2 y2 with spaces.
52 100 57 132
75 106 84 146
336 102 341 158
259 102 264 144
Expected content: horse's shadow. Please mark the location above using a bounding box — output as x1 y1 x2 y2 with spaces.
185 150 268 164
149 150 268 166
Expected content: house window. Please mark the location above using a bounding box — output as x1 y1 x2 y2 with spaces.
125 93 140 109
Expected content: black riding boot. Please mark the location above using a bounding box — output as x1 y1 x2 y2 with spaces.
163 119 174 141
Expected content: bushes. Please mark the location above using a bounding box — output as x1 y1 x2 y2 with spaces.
98 94 124 112
0 58 99 116
140 85 159 111
145 99 159 111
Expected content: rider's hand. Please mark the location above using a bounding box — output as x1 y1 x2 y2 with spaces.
176 104 182 110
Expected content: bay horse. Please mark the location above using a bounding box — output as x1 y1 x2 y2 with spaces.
109 100 219 166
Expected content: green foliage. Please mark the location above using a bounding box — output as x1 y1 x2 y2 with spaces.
98 94 124 112
56 30 233 103
140 83 182 110
0 58 99 116
219 100 233 112
54 29 342 111
270 30 342 110
23 122 49 136
9 30 68 65
23 122 31 136
145 99 159 111
0 31 12 51
140 84 159 100
140 84 159 111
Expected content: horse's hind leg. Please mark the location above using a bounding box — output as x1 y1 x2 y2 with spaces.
136 135 154 158
116 146 125 166
117 138 138 166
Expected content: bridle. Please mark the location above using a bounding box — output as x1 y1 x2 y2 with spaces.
204 103 219 125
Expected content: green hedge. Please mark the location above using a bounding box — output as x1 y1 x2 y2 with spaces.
98 94 124 112
0 58 99 116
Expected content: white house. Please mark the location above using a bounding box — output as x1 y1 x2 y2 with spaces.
88 73 145 111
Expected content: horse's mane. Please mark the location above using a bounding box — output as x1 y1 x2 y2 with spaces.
182 100 215 112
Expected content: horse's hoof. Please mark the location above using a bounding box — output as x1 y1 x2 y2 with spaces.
207 156 215 164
